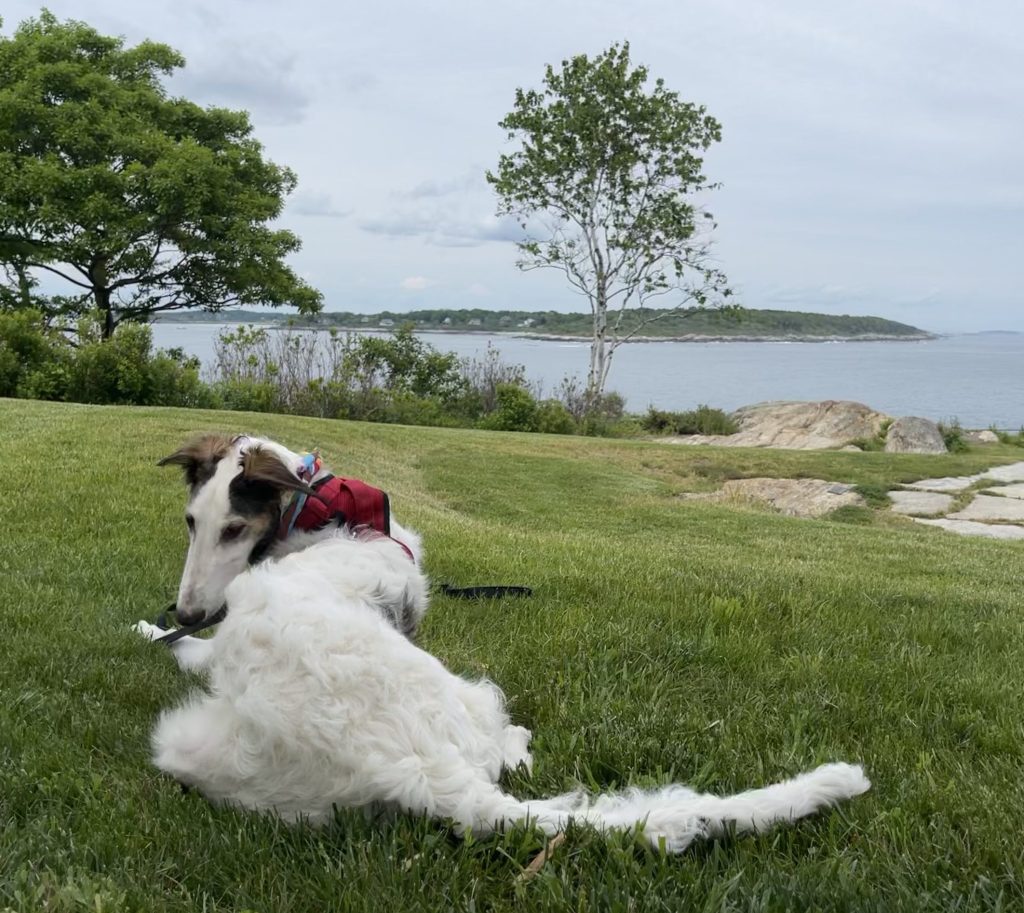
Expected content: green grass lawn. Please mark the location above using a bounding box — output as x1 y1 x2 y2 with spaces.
2 398 1023 912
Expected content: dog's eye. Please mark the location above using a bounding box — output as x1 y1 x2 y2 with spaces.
185 515 195 533
220 523 247 543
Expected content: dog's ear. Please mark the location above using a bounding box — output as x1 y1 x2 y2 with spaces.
158 433 238 489
238 446 316 496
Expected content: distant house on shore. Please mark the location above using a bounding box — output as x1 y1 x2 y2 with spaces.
379 318 395 327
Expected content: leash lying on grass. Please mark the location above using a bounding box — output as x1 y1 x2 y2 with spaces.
436 583 533 599
151 584 531 646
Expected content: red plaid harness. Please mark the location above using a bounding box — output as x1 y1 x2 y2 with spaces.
278 463 414 562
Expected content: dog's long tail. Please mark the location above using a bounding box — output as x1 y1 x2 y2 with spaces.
467 762 870 854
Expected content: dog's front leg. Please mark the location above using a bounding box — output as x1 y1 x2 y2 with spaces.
132 621 216 673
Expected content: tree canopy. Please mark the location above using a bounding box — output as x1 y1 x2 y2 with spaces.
488 42 731 405
0 12 321 337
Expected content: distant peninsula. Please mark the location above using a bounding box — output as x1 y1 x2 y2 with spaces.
156 306 934 342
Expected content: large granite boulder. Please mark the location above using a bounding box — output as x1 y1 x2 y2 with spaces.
671 400 890 450
884 416 947 454
965 429 999 444
720 478 863 517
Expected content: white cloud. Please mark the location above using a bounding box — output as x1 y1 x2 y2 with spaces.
288 190 350 218
400 276 435 291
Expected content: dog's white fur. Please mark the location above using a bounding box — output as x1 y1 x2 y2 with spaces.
136 435 424 672
174 435 421 621
141 531 870 852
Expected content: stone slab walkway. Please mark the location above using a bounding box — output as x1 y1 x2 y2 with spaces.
913 518 1024 540
948 495 1024 522
905 461 1024 493
985 482 1024 500
896 460 1024 539
888 490 955 517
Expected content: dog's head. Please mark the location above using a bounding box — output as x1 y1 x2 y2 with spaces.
158 434 314 624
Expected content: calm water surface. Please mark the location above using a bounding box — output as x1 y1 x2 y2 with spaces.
151 322 1024 429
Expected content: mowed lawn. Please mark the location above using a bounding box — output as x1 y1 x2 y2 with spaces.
2 397 1023 913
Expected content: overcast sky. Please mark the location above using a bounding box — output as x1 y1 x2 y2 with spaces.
4 0 1022 332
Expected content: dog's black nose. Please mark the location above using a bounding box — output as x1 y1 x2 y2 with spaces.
173 603 228 630
174 607 205 626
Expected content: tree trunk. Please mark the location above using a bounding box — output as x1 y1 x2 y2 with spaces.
586 283 609 411
92 257 115 339
15 261 33 309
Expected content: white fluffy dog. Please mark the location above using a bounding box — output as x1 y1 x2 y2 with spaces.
146 528 870 853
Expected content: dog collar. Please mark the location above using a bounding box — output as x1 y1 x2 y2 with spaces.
278 451 322 540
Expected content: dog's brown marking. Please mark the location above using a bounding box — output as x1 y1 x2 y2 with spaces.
229 447 318 564
158 433 238 489
228 446 315 521
237 446 317 496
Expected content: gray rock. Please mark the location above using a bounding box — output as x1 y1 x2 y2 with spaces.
985 483 1024 500
905 474 983 492
884 416 947 454
667 400 890 451
948 494 1024 522
913 518 1024 540
718 477 864 518
983 461 1024 483
888 490 955 516
965 429 999 443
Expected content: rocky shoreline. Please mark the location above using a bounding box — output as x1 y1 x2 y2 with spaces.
516 331 936 344
156 317 935 344
278 325 936 344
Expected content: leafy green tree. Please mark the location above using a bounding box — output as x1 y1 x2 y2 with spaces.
0 258 34 310
0 12 321 338
488 42 732 406
350 325 466 402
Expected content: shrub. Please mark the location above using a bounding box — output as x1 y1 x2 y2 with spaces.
938 419 969 453
66 318 212 407
0 309 71 398
995 426 1024 447
350 325 467 403
16 360 70 400
535 399 576 434
211 324 481 423
386 392 465 428
146 351 215 408
641 404 737 436
69 319 152 403
578 392 628 436
478 383 539 432
203 323 645 438
211 378 279 413
459 343 532 414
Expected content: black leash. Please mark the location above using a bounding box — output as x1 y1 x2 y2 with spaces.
154 603 227 645
436 584 533 599
151 585 531 646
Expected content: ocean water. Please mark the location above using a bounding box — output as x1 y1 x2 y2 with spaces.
150 322 1024 430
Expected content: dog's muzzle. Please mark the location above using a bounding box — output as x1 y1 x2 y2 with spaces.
155 603 228 645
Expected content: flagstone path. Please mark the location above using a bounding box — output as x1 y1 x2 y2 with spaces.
888 461 1024 538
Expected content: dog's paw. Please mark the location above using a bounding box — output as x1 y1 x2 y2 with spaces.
132 620 165 642
502 724 534 773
